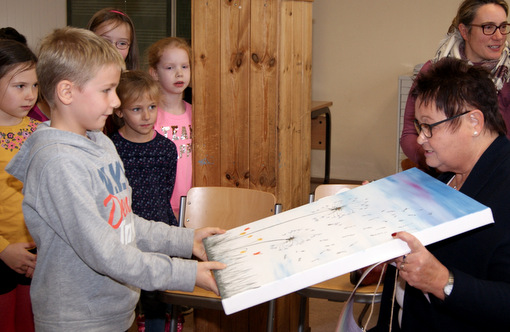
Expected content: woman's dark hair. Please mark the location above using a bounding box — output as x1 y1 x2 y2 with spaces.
412 57 507 136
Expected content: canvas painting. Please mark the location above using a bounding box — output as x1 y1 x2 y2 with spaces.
204 168 494 315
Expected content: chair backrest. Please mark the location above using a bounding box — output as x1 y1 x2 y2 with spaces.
181 187 277 230
314 184 359 201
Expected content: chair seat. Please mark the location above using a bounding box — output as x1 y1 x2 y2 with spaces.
298 273 383 304
158 187 280 332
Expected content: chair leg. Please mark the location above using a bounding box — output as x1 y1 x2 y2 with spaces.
357 303 371 327
267 299 276 332
169 304 179 332
297 295 308 332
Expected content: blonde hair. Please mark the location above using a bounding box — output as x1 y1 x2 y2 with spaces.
113 70 161 127
147 37 191 69
36 26 125 108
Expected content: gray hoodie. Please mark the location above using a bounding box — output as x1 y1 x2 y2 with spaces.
6 123 197 331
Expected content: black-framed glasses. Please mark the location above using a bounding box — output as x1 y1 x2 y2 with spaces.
470 23 510 35
414 111 470 138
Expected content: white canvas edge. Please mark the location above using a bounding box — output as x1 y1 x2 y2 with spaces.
220 207 493 315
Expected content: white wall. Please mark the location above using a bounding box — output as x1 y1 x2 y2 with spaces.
0 0 66 51
311 0 461 181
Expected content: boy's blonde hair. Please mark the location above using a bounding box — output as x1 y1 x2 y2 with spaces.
113 70 161 127
36 26 126 108
147 37 191 69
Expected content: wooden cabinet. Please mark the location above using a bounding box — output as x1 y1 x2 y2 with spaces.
191 0 313 330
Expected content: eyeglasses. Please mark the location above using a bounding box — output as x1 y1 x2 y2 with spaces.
414 111 470 138
105 39 130 50
470 23 510 35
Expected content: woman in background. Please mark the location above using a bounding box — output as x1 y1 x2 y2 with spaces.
400 0 510 171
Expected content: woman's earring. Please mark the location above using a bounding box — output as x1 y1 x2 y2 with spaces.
473 131 478 136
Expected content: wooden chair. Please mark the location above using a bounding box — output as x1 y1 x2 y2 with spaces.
401 158 418 171
311 101 332 183
313 183 359 198
158 186 281 332
297 184 383 332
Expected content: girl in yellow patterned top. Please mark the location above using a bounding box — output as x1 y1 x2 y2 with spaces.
0 39 39 332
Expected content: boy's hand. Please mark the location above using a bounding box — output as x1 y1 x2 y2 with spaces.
193 227 225 261
0 242 37 276
196 261 227 296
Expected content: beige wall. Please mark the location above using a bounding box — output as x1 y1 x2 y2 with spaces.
2 0 463 182
0 0 66 50
311 0 461 181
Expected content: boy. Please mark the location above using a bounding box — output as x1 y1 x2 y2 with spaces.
6 27 225 331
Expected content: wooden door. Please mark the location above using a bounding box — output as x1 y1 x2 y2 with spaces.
192 0 313 330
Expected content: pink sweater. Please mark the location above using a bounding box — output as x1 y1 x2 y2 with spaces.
153 101 192 213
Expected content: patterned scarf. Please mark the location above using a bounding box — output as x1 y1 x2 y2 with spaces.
432 30 510 91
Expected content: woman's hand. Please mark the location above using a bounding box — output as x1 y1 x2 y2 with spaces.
393 232 450 300
192 227 226 261
195 261 227 296
0 242 37 277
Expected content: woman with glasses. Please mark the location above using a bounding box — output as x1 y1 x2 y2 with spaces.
371 58 510 331
401 0 510 173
